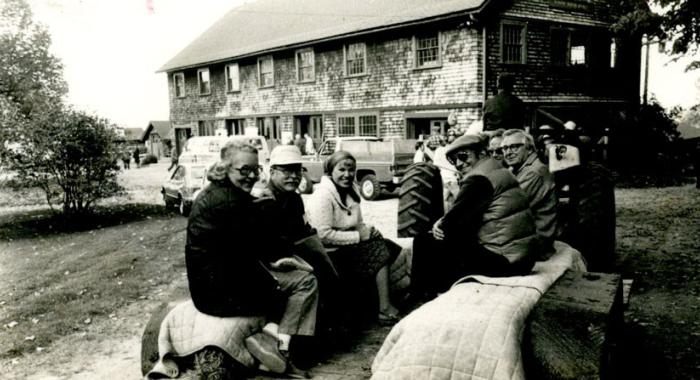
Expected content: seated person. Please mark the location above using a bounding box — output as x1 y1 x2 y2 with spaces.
411 133 540 300
185 141 317 378
255 145 344 343
306 151 401 325
501 129 558 250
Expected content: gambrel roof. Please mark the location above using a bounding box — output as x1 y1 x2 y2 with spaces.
159 0 490 72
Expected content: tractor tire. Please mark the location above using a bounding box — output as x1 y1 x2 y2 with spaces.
359 174 381 201
397 163 444 237
298 172 314 194
567 162 616 272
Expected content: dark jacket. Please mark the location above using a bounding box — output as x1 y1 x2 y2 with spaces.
256 184 316 252
483 91 525 131
185 178 282 317
442 157 538 264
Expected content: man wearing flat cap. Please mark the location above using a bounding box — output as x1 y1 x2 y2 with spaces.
411 133 540 299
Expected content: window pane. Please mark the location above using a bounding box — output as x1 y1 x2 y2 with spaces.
416 35 439 67
297 50 314 82
226 64 239 91
338 117 355 136
359 115 377 136
259 57 273 87
198 70 210 94
570 45 586 65
502 25 523 63
551 29 568 66
346 43 365 75
174 75 184 97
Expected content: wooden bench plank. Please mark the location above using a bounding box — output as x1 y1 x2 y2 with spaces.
524 271 624 380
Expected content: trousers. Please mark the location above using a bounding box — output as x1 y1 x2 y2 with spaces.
272 268 318 337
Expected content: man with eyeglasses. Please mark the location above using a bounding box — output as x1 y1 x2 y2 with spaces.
501 129 558 251
486 129 506 166
256 145 344 360
410 133 539 300
185 141 317 378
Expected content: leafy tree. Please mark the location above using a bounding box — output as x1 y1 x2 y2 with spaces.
0 0 67 115
2 107 124 215
613 0 700 71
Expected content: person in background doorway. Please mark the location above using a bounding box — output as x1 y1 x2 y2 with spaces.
304 133 315 156
294 134 306 155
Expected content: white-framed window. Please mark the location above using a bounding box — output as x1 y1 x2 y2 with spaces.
173 73 185 98
344 42 367 77
225 63 240 92
336 113 378 137
414 33 441 69
197 68 211 95
295 48 315 83
257 55 274 88
500 22 527 64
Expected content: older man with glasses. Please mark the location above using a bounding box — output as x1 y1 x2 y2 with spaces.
186 141 317 378
410 133 539 301
501 129 558 251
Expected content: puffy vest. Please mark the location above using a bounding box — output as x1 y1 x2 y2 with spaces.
465 158 539 263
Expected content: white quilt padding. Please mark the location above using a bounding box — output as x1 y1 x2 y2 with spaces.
371 241 585 380
146 300 265 379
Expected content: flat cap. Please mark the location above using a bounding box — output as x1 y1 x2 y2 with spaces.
445 133 487 156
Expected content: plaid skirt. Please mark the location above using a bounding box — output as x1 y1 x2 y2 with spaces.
327 236 402 282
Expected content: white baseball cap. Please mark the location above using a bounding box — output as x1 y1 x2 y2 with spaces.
270 145 303 166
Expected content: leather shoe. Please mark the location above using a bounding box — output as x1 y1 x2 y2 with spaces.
245 332 287 374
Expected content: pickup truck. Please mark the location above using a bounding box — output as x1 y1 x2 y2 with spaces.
301 137 416 200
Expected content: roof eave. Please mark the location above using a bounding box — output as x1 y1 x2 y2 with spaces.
157 4 489 74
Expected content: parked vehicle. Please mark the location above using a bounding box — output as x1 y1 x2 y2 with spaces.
161 162 208 216
302 137 416 200
179 135 270 166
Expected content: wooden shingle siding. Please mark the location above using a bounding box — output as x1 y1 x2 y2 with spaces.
501 0 614 27
169 22 482 136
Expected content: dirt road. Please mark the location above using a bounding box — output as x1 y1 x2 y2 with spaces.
1 163 698 379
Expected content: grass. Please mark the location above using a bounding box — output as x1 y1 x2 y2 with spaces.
0 203 187 359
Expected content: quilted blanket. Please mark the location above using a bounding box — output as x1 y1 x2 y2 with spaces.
371 241 586 380
145 300 265 379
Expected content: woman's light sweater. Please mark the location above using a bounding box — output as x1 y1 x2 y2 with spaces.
307 176 367 246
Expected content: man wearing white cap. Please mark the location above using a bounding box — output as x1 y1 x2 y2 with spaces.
411 133 539 300
257 145 343 366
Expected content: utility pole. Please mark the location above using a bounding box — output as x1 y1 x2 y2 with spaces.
643 35 650 105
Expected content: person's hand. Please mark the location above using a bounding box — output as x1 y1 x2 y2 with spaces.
358 224 372 241
270 257 313 272
431 218 445 241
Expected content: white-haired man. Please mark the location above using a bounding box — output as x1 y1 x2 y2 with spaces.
501 129 558 249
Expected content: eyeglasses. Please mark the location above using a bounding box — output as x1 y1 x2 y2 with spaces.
271 166 302 177
233 165 262 177
500 143 525 153
488 148 503 156
447 151 473 166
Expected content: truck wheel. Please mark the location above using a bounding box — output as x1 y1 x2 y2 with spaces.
571 162 616 272
298 173 314 194
398 163 444 237
359 174 381 200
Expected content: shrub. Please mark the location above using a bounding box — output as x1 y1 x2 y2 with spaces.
0 106 124 216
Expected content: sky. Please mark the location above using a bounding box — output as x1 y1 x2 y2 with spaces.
22 0 700 128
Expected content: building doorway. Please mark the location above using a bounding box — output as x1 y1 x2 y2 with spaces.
294 115 323 149
225 119 246 136
405 117 448 139
174 127 192 157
